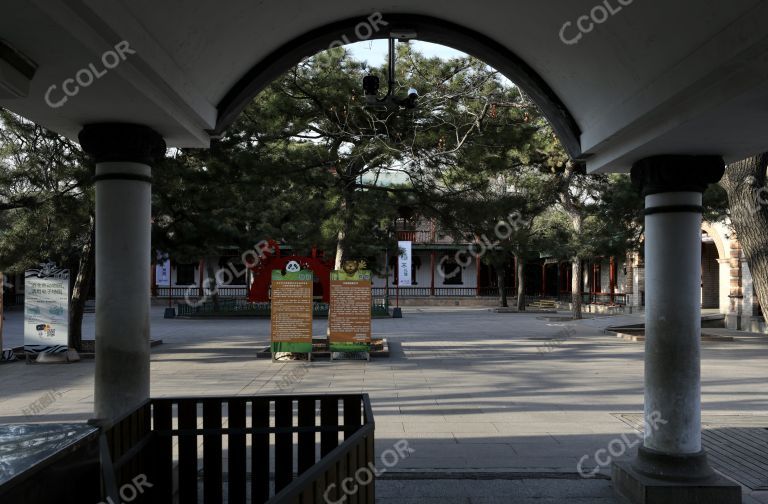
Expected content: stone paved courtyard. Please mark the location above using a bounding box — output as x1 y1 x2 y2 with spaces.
1 306 766 503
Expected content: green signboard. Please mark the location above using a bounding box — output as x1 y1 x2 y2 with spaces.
329 266 372 353
270 269 313 354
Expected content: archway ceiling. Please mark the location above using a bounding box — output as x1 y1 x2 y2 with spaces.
2 0 768 172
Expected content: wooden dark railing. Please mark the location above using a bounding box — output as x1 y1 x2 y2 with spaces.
90 401 154 504
557 292 628 306
177 300 388 318
159 285 626 305
476 287 516 298
1 292 25 306
395 230 435 243
95 394 375 504
155 286 249 298
372 287 479 298
372 287 534 298
590 293 627 305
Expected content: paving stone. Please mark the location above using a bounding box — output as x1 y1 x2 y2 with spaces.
0 306 765 503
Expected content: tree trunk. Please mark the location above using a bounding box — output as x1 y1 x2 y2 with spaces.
69 216 95 351
334 229 345 270
720 153 768 325
558 163 585 320
571 257 583 320
516 256 526 311
334 181 353 270
0 270 4 353
497 266 508 307
570 210 584 320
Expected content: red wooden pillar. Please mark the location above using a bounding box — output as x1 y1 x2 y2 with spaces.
476 257 481 296
513 256 518 295
430 251 436 296
609 256 616 304
594 262 599 294
541 263 547 296
168 260 173 308
198 258 205 296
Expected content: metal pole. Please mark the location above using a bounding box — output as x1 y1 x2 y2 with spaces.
384 243 390 311
395 238 399 307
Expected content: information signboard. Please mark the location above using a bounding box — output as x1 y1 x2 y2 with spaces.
155 259 170 285
397 241 412 286
329 267 372 353
24 263 70 354
270 269 313 355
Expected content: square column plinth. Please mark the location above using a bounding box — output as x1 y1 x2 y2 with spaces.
613 461 741 504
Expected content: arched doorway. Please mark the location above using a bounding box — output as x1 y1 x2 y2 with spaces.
701 234 720 309
213 14 583 162
700 223 727 311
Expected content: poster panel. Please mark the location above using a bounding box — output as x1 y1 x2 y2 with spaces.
24 264 70 354
329 267 372 353
155 259 170 285
397 240 412 286
270 269 313 354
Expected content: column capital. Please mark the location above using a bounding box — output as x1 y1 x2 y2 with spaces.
79 123 165 165
631 155 725 196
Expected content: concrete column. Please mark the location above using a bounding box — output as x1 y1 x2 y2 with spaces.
613 155 740 503
79 124 165 421
644 189 703 454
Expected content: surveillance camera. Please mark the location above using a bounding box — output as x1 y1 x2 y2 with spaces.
363 75 381 105
405 87 418 108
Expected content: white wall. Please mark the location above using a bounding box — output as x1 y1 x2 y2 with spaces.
372 251 479 289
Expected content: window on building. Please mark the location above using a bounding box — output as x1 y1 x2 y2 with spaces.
229 267 247 285
176 264 196 285
218 256 247 285
411 255 421 285
442 256 463 285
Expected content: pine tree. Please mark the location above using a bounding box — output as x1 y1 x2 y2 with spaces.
0 110 94 350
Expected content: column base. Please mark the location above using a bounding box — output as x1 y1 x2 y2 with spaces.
613 447 741 503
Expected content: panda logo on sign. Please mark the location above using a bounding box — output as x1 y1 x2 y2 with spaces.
285 260 301 273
